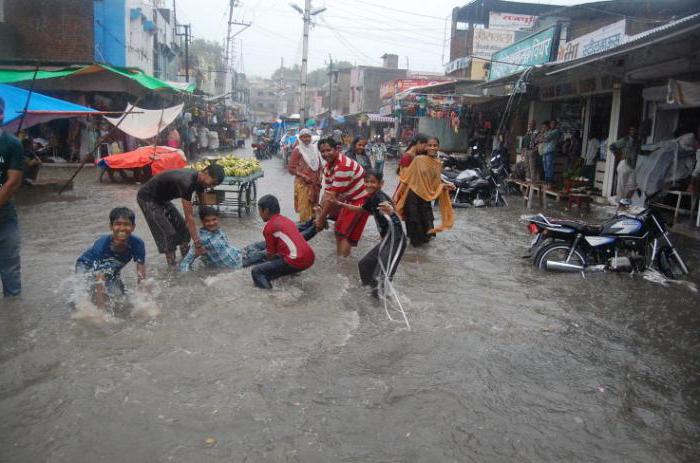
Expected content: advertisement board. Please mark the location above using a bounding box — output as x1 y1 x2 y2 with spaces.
556 19 626 62
488 11 537 31
380 79 445 99
488 26 558 81
472 28 516 58
444 57 471 75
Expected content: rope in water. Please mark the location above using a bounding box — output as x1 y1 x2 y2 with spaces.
376 213 410 330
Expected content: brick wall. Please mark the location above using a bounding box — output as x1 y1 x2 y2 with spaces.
2 0 94 62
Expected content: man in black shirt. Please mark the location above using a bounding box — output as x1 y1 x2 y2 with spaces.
137 165 224 267
335 170 407 295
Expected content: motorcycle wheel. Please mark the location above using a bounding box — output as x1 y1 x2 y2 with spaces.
656 247 686 280
535 242 586 270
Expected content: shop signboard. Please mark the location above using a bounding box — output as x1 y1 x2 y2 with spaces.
381 79 446 100
556 19 627 63
472 28 516 58
444 56 471 75
488 11 537 32
488 26 558 81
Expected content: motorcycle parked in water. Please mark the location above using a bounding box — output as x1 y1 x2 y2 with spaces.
252 138 273 160
441 150 510 207
522 201 689 278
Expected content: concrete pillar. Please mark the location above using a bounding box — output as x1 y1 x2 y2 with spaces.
602 87 621 198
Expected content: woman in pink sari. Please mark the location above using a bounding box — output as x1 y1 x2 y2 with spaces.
166 126 181 149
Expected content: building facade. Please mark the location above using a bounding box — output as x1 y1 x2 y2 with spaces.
349 65 407 114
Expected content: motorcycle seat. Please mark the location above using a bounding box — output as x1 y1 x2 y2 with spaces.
553 219 602 235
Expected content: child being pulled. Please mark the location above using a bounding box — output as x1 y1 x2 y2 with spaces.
75 207 146 311
180 206 319 272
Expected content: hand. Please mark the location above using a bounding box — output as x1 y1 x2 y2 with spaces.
194 242 207 256
314 218 326 231
378 202 394 215
444 182 456 191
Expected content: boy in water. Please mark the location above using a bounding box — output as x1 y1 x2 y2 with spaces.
75 207 146 308
180 206 319 272
251 195 315 289
335 170 407 294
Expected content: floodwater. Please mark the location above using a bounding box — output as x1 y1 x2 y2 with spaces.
2 150 699 462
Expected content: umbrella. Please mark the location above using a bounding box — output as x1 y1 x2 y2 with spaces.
0 83 97 132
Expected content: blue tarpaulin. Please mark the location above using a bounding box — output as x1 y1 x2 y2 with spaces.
0 83 96 132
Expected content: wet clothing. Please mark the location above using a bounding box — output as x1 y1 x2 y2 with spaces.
137 169 202 204
180 221 318 272
288 146 322 222
0 204 21 297
358 191 407 289
395 155 453 245
335 198 371 245
263 214 315 270
362 190 401 238
610 135 639 169
252 215 316 289
0 131 24 297
76 235 146 279
137 169 202 254
404 190 435 247
138 197 190 254
324 153 368 245
346 149 371 170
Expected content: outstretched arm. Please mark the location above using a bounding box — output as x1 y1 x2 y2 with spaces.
315 190 338 230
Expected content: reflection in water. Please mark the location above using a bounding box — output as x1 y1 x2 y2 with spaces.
1 158 699 462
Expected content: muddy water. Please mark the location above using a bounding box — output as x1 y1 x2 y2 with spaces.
1 154 699 462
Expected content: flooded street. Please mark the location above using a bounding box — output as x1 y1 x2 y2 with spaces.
2 152 700 462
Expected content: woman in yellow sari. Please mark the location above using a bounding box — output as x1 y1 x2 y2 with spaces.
393 136 455 247
288 129 322 222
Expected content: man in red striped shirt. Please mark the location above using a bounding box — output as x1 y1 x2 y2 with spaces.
316 137 369 257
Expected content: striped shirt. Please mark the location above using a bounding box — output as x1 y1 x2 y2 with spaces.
324 153 367 202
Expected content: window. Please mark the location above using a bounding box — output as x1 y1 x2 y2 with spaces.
456 22 469 31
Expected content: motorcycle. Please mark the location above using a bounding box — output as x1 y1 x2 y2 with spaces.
441 150 510 207
522 201 689 279
252 138 272 160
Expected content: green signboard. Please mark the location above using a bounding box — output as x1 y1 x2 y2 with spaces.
488 26 559 81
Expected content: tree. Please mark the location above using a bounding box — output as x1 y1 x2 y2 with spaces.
270 62 353 87
189 39 224 72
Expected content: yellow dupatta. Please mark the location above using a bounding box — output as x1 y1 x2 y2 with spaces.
395 155 454 233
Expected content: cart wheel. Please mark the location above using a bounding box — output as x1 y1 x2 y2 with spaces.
250 180 257 204
243 182 252 215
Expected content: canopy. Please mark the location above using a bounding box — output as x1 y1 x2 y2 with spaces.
0 83 97 131
104 103 184 140
0 64 196 94
97 146 187 176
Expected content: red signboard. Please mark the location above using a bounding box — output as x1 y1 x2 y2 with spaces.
380 79 447 100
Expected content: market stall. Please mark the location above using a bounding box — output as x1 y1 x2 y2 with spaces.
190 156 264 217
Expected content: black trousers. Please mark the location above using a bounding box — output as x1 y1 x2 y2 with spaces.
137 196 190 254
358 224 406 289
251 257 303 289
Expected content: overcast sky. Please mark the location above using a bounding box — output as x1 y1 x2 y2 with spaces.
176 0 589 79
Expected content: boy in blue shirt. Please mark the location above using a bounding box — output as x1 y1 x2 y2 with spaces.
76 207 146 309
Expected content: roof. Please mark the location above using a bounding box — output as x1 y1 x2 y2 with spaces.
538 0 700 21
0 64 195 94
545 11 700 76
454 0 562 24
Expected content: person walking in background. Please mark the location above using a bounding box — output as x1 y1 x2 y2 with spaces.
369 135 387 175
0 97 24 297
523 120 540 182
288 129 322 223
397 133 429 175
542 120 561 187
582 131 600 183
186 122 198 159
610 125 640 200
346 137 371 170
166 125 181 149
393 136 454 247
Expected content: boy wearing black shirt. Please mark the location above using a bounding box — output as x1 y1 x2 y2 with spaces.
335 170 407 294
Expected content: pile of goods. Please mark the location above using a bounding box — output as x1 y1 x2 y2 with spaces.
188 156 262 178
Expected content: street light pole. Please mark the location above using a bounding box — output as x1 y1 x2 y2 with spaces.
299 0 311 126
291 1 326 127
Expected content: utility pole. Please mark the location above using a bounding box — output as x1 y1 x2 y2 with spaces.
225 0 251 102
176 24 191 82
327 55 333 130
291 1 326 126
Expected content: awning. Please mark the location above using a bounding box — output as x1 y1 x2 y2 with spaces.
0 83 97 131
104 103 184 140
367 114 396 123
0 64 196 94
